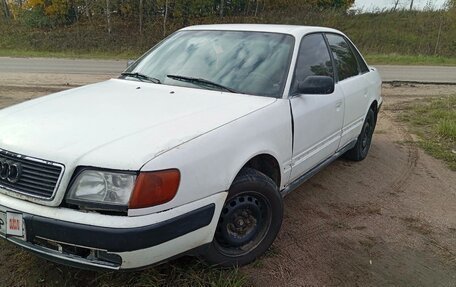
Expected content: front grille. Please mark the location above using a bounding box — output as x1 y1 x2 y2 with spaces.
0 149 64 199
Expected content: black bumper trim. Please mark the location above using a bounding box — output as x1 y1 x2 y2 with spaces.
24 204 215 253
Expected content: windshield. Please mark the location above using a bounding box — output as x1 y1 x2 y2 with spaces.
124 30 295 98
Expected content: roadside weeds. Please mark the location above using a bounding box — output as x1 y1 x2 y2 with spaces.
395 94 456 170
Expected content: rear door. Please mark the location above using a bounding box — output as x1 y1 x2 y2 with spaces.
288 33 344 182
325 33 371 148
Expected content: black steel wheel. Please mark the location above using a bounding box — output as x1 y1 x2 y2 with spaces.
344 109 376 161
203 168 283 267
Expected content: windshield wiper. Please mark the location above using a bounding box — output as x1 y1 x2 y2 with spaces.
121 72 161 84
167 74 239 93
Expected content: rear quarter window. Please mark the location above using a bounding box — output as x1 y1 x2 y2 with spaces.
325 34 360 81
347 39 370 74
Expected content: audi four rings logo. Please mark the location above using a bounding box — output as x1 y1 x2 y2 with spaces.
0 159 22 183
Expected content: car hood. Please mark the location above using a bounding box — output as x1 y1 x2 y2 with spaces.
0 79 276 170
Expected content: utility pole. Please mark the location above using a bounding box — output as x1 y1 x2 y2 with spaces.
409 0 414 10
434 14 444 55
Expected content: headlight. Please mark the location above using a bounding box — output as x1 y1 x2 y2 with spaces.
66 169 180 211
67 170 137 211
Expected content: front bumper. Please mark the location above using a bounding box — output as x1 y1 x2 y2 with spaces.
0 192 226 270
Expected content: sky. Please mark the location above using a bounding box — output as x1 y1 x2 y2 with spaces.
353 0 448 11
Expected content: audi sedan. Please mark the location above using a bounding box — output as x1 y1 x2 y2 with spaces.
0 24 381 269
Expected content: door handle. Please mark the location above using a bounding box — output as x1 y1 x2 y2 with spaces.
335 100 343 108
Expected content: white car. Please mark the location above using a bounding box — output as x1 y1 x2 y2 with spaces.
0 24 382 270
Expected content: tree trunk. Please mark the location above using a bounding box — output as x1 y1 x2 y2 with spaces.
163 0 168 37
220 0 224 18
84 0 90 19
182 0 190 26
139 0 144 35
255 0 260 16
409 0 414 10
393 0 400 11
1 0 11 20
106 0 112 35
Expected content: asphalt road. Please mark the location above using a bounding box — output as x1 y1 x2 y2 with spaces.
376 65 456 83
1 57 455 83
0 57 123 76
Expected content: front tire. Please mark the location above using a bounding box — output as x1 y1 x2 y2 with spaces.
344 109 376 161
203 168 283 267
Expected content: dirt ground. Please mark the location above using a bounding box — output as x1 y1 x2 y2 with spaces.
0 75 455 287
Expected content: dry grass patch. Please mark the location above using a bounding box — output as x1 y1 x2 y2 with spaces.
399 95 456 170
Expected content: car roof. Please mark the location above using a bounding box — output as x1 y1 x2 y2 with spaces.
180 24 342 37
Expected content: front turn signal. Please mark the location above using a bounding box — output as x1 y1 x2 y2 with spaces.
129 169 180 209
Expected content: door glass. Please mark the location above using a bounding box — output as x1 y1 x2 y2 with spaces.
291 33 333 94
347 39 370 74
326 34 360 81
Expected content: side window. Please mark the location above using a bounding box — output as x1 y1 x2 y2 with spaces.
347 40 370 74
326 34 360 81
292 33 333 94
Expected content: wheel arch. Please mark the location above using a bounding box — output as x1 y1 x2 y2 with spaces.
368 100 379 124
231 153 282 189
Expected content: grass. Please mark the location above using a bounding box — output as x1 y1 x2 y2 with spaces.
0 48 139 60
1 9 456 63
1 241 248 287
365 54 456 66
399 95 456 170
91 261 248 287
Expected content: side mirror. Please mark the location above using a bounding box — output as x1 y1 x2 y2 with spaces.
296 76 334 95
127 59 135 68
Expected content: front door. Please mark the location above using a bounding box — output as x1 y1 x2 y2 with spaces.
289 33 344 182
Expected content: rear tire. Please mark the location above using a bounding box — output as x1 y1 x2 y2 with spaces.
344 109 376 161
203 168 283 267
